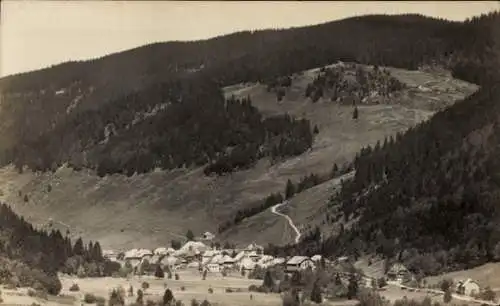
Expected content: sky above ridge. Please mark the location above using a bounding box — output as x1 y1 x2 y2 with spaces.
1 1 498 77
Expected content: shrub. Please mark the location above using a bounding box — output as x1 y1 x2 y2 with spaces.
248 285 259 292
96 296 106 306
478 287 496 301
200 300 211 306
225 288 233 293
180 286 186 291
136 289 144 305
28 289 48 300
141 281 150 291
163 289 174 305
282 291 300 306
175 273 180 280
208 287 213 294
443 290 452 304
155 265 165 279
378 277 387 288
191 299 200 306
109 288 125 306
69 283 80 292
175 301 184 306
440 279 453 292
84 293 98 303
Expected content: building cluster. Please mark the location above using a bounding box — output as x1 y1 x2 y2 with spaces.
102 239 324 275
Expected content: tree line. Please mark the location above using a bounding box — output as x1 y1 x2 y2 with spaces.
217 162 352 233
0 202 114 294
9 78 314 177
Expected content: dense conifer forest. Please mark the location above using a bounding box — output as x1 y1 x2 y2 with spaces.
0 203 115 294
9 76 314 176
266 11 500 277
1 12 498 176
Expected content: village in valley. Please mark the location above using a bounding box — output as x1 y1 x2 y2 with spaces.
75 230 497 306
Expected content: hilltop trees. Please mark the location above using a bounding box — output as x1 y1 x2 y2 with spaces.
186 230 195 241
0 202 108 294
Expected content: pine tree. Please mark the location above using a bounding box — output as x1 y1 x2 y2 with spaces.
285 179 296 200
155 265 165 279
73 238 85 256
163 288 174 306
92 242 103 261
347 274 358 300
352 106 359 120
310 280 323 304
136 289 144 305
186 229 195 241
263 270 274 289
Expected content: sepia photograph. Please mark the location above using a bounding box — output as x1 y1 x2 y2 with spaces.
0 1 499 305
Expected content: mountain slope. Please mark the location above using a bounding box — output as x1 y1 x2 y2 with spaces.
0 12 497 251
0 13 495 169
266 12 500 276
0 63 478 250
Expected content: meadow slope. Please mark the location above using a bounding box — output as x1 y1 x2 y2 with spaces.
0 64 478 250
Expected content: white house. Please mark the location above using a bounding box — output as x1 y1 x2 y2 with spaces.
178 241 208 255
285 256 315 273
247 251 261 262
160 256 181 270
154 247 169 256
386 263 412 283
222 255 236 269
456 279 481 296
311 255 322 263
245 243 264 253
271 257 286 266
239 257 256 272
103 250 117 261
233 251 246 263
257 255 274 268
206 254 224 272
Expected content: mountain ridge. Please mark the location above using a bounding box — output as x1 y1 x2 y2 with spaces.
0 12 497 256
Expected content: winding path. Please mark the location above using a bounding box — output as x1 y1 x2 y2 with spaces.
270 201 302 244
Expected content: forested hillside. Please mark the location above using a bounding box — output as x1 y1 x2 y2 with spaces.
266 11 500 277
0 203 112 294
1 13 498 176
10 75 314 175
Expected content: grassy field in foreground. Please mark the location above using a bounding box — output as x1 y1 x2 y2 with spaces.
0 269 481 306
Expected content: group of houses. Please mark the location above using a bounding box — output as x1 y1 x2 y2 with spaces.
103 239 325 275
385 263 483 298
103 237 485 299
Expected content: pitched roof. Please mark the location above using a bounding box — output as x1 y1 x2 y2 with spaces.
388 263 409 274
287 256 311 265
240 257 256 269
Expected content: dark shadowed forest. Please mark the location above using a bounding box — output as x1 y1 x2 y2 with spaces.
266 11 500 277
